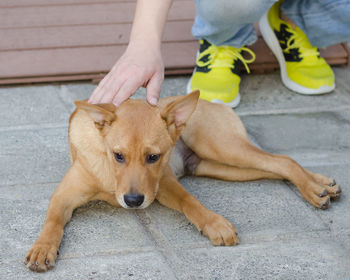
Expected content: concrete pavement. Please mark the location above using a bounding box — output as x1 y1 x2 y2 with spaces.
0 67 350 279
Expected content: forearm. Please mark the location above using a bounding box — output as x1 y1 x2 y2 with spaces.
129 0 174 48
89 0 171 105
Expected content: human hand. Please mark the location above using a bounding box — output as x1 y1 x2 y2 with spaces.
88 44 164 106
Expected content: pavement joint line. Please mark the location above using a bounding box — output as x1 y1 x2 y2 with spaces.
0 105 348 133
0 122 68 132
238 229 333 245
4 247 162 266
134 209 189 280
172 229 334 252
56 85 76 115
237 104 350 117
57 246 157 260
0 101 349 133
4 228 337 264
0 181 60 189
57 84 81 114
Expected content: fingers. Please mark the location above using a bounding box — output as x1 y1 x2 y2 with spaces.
90 70 163 107
112 78 141 106
88 68 122 104
100 78 124 104
146 72 163 106
89 77 111 104
88 48 164 106
88 72 131 105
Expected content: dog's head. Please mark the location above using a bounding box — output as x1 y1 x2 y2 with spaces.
72 91 199 209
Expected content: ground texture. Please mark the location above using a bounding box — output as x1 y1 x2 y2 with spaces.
1 68 350 279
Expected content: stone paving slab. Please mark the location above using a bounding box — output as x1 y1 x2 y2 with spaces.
0 127 69 186
1 67 350 279
57 68 350 117
1 251 176 280
300 164 350 234
145 177 329 248
334 66 350 90
0 184 154 262
0 68 348 130
0 84 69 128
241 110 350 156
60 201 154 257
337 229 350 252
173 238 350 280
238 71 350 116
58 83 96 113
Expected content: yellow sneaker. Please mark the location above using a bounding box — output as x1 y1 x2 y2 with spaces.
259 1 335 94
187 40 255 107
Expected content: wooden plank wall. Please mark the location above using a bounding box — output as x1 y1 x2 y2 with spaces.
0 0 349 85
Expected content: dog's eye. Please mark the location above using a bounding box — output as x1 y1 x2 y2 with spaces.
146 154 160 164
114 152 125 163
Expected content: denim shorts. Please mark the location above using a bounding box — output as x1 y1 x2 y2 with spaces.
192 0 350 47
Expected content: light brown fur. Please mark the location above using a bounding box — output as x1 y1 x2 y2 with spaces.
25 91 341 272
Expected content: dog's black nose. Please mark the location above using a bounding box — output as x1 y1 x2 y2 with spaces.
123 193 144 208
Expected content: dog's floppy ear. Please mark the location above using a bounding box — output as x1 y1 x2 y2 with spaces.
74 100 116 129
161 90 200 141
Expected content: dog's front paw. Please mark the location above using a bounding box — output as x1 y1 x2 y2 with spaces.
200 213 239 246
25 242 58 272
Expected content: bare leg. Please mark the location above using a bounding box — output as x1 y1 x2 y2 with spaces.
156 167 239 246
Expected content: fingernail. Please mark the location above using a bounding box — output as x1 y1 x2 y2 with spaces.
149 97 158 105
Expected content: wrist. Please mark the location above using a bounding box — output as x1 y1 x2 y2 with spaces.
127 38 161 55
129 31 162 49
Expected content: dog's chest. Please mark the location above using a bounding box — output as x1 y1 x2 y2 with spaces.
169 144 186 178
169 139 199 179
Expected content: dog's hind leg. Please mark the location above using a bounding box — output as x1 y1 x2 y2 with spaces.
195 159 342 200
182 101 340 209
157 166 239 246
195 159 283 181
195 135 332 209
304 169 341 199
25 161 96 272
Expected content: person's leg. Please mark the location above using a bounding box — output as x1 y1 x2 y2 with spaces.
259 0 337 95
281 0 350 48
188 0 277 107
192 0 277 47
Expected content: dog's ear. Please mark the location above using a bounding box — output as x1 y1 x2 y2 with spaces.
161 90 200 141
74 100 116 129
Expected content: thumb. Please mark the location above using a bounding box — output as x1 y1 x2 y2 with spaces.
146 73 163 106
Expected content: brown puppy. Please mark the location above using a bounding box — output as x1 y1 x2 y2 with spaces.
25 91 341 272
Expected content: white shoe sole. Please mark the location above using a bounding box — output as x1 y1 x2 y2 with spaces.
258 12 335 95
186 72 241 108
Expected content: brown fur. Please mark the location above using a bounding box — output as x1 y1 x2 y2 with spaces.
25 91 341 272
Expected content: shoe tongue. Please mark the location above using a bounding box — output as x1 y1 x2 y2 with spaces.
294 27 313 48
212 47 240 66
